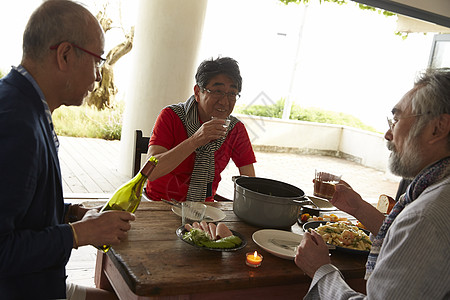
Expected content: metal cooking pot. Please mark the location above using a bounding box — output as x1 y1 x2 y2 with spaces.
232 176 314 229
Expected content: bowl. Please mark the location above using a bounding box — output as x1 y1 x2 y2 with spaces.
302 220 334 232
302 221 371 255
303 220 369 233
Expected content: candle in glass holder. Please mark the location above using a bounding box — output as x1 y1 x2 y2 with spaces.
246 251 263 267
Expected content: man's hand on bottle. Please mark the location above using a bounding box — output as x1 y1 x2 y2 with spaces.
71 209 136 247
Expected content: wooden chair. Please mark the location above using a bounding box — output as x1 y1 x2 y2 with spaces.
134 130 153 202
214 193 232 202
133 130 150 176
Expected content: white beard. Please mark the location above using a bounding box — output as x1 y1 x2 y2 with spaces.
387 133 424 179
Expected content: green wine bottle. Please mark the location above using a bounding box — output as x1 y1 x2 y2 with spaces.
99 156 158 252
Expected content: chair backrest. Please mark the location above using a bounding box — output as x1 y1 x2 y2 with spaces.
133 130 150 176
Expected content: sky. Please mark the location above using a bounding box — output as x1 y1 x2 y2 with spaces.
197 0 435 132
0 0 437 132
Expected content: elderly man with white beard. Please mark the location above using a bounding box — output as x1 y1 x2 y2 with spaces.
294 68 450 300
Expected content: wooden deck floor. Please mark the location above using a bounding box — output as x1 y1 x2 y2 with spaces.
59 136 130 196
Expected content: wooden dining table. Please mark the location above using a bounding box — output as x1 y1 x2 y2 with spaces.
94 201 367 299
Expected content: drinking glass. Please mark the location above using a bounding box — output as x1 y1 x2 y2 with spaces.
181 201 207 225
313 170 342 200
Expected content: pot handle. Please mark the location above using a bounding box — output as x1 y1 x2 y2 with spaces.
232 175 248 183
292 196 319 208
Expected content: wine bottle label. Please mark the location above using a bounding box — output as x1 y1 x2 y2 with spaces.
141 156 158 177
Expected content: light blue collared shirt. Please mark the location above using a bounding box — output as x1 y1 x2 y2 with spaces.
12 65 60 151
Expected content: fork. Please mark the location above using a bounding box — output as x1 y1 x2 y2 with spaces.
161 198 181 207
269 238 299 250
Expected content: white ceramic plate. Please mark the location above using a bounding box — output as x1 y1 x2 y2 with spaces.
252 229 303 260
171 205 226 223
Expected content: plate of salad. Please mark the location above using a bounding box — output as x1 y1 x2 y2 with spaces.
176 225 247 252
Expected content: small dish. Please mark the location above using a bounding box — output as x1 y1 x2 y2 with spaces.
302 195 336 212
252 229 303 260
172 205 226 222
176 226 246 252
297 196 338 225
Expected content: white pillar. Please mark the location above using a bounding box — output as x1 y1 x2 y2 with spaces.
119 0 208 176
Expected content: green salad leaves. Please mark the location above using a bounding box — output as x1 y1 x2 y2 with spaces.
183 228 242 249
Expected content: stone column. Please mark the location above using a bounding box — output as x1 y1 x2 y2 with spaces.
119 0 208 176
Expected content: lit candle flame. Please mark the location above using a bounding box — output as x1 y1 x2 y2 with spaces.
246 251 262 267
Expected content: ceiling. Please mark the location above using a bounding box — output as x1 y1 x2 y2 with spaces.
396 15 450 34
353 0 450 28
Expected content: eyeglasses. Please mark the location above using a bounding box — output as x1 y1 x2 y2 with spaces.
50 42 106 68
387 114 425 131
202 88 241 101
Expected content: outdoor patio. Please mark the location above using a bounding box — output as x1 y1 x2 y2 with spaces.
59 136 399 201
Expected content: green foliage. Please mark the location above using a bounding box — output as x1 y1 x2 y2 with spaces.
280 0 345 5
0 69 5 79
53 101 124 140
279 0 395 17
394 31 409 40
239 99 286 118
357 3 395 16
234 99 378 132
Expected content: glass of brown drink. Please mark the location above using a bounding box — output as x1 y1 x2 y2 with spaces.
313 170 342 200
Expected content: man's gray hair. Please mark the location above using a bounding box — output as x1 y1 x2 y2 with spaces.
22 0 99 61
409 68 450 147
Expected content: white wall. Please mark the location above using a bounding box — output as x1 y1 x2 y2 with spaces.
339 127 390 171
236 114 392 173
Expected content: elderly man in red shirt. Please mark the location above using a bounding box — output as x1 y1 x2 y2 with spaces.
145 57 256 202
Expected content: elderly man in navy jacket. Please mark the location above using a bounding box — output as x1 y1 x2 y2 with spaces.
0 1 134 299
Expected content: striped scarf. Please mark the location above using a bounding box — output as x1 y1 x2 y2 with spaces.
170 96 239 201
365 156 450 279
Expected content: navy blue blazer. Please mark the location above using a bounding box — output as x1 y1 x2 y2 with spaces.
0 69 73 299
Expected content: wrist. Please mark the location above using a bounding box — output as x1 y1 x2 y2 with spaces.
188 135 202 150
356 198 375 216
70 204 84 222
68 223 79 249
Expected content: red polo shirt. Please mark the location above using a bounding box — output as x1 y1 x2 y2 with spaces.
145 107 256 202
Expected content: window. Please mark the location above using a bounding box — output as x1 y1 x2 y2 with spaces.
428 34 450 68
